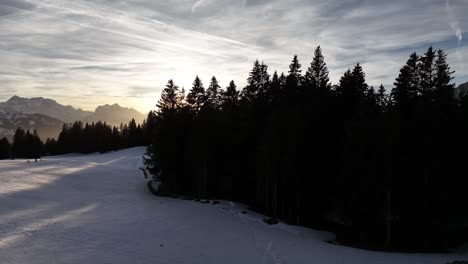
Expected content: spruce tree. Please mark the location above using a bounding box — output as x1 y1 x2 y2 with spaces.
377 84 388 110
179 87 186 104
186 76 206 112
352 63 368 96
242 60 270 102
31 129 42 160
222 80 239 108
304 46 330 92
206 76 222 109
336 69 353 96
257 61 270 99
279 72 287 86
433 49 455 106
12 127 26 158
284 55 303 99
157 79 181 114
144 110 158 143
0 137 11 159
287 55 302 85
336 64 368 116
391 52 419 108
366 85 378 107
419 46 436 101
269 71 282 103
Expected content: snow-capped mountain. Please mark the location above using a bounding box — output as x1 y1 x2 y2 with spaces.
0 96 93 123
86 104 146 126
0 110 64 140
0 96 146 140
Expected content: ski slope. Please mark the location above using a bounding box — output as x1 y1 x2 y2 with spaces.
0 147 466 264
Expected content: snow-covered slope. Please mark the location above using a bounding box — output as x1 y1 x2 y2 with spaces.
0 148 465 264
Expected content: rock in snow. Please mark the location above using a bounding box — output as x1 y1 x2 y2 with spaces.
0 147 466 264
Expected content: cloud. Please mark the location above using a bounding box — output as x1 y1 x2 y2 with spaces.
446 0 463 46
191 0 210 13
0 0 467 113
70 66 133 72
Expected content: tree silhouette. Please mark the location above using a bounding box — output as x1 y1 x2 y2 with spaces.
206 76 222 109
392 52 419 110
0 137 11 159
158 79 182 114
186 76 206 113
242 60 270 102
142 46 468 252
304 46 330 93
222 80 239 108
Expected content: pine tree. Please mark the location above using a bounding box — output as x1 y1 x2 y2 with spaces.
336 69 353 96
257 61 270 99
144 110 158 143
391 52 419 108
186 76 206 112
289 55 302 79
222 80 239 108
279 73 287 86
336 64 368 116
269 71 282 103
419 46 436 101
242 60 270 102
336 64 368 100
179 87 186 104
284 55 303 99
377 84 388 110
304 46 330 92
433 49 455 106
366 85 378 107
206 76 222 109
157 79 181 114
352 63 368 95
287 55 302 85
12 127 26 158
0 137 11 159
31 129 43 160
128 118 138 146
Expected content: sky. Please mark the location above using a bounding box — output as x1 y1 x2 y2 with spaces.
0 0 467 113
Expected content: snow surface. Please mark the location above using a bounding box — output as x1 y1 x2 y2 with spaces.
0 147 466 264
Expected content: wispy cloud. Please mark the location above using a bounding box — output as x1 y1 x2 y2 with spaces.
0 0 467 112
191 0 210 13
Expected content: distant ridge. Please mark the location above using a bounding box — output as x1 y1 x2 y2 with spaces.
0 96 146 140
86 103 145 126
0 96 93 123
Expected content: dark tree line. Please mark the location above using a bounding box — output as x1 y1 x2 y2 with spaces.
0 129 43 160
0 118 151 159
144 46 468 251
45 119 151 155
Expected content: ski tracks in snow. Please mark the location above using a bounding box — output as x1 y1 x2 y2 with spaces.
224 201 286 264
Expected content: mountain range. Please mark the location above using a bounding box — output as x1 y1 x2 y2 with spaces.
0 96 146 140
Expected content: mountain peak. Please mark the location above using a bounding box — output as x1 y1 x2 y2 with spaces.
89 104 144 126
8 95 22 102
0 96 92 122
95 103 137 112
